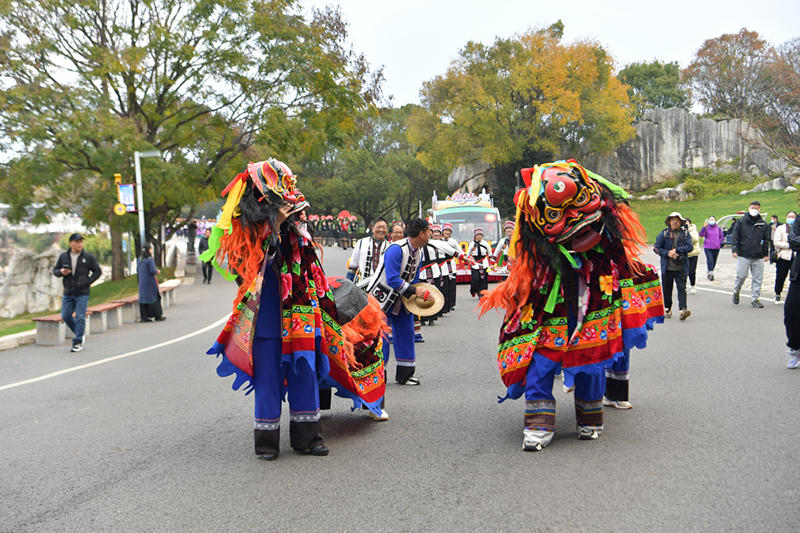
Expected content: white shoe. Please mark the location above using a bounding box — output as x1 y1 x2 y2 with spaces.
522 429 553 451
603 397 633 409
577 425 602 440
368 409 389 421
690 286 696 294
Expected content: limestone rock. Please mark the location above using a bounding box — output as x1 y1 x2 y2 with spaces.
447 108 793 195
786 186 798 192
655 183 691 202
0 247 63 318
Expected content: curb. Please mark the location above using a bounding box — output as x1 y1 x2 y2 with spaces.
0 330 37 351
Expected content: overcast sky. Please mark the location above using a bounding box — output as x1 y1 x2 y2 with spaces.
304 0 800 107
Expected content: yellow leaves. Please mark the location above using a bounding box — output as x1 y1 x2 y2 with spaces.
412 26 636 170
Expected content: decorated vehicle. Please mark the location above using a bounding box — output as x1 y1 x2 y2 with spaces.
429 190 504 282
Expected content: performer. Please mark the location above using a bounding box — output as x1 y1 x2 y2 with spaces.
492 221 516 271
419 225 445 325
346 217 390 283
478 160 664 451
365 218 433 385
466 228 492 298
441 222 461 311
201 159 388 461
349 216 358 247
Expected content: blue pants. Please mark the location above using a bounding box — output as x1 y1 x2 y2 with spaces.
61 294 89 343
524 356 605 431
386 308 416 383
253 337 321 427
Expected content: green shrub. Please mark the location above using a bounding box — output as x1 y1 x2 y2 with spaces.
2 230 56 254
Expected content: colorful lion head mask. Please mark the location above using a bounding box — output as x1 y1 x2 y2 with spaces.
247 159 305 206
509 160 630 256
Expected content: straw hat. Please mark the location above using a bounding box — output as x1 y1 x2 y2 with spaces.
664 212 687 226
402 283 445 317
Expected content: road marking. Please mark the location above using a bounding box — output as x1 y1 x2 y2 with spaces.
0 314 231 392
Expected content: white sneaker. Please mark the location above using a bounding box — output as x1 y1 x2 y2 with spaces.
603 397 633 409
577 426 602 440
788 349 800 369
690 286 696 294
368 409 389 421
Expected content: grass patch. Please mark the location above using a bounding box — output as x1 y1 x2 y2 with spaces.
0 268 176 337
631 190 800 243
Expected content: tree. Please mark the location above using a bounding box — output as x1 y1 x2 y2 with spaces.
753 38 800 167
301 105 446 225
0 0 379 276
407 26 636 177
684 29 773 120
685 29 777 178
618 60 691 120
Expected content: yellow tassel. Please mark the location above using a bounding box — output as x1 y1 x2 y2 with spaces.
217 180 246 231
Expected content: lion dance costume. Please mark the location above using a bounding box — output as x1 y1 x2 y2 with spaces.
201 159 388 459
479 160 664 451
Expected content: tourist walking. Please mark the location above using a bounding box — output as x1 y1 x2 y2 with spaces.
783 216 800 368
773 211 796 304
686 218 700 294
137 243 166 322
198 228 213 284
186 219 198 253
731 200 770 308
53 233 103 352
654 212 693 320
699 216 725 281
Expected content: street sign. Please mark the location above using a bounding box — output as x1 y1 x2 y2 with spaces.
113 203 127 216
117 183 136 212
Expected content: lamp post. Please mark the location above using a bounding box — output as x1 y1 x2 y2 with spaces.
134 150 162 249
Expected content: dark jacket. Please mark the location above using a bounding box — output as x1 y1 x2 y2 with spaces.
788 218 800 282
654 227 693 276
731 213 770 259
198 235 210 256
53 250 102 296
137 256 160 304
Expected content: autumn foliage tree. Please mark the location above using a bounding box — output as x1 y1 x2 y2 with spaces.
685 28 800 173
407 24 636 191
0 0 378 276
757 38 800 167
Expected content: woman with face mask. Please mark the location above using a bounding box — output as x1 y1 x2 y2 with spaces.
773 211 797 304
699 215 725 281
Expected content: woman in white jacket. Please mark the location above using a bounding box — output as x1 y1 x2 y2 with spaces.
773 210 797 304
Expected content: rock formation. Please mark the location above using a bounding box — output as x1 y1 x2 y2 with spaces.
0 247 63 318
448 108 795 194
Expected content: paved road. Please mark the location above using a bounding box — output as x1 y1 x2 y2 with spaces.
1 245 797 532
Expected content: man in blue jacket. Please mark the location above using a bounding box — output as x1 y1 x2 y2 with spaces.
53 233 103 352
654 212 694 320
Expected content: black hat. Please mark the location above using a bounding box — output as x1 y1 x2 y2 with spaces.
69 233 84 242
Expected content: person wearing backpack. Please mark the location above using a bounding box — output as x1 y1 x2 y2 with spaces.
654 213 693 320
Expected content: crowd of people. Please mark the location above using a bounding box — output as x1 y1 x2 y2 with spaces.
174 156 799 460
655 200 799 368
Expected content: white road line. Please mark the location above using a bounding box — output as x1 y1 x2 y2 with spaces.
0 314 231 392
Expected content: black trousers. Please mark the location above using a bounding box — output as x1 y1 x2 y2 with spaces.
140 295 163 320
662 269 687 311
786 280 800 350
688 256 698 287
202 262 213 282
449 274 457 309
775 258 792 295
470 268 488 297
